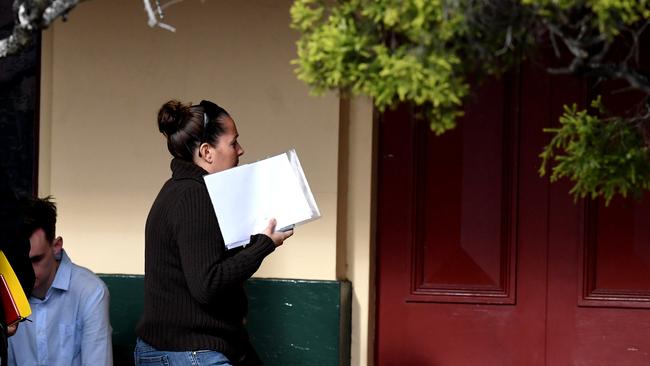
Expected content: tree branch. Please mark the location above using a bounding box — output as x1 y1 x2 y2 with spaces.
543 15 650 95
0 0 84 58
143 0 177 32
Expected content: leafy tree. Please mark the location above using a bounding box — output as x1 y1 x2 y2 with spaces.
291 0 650 203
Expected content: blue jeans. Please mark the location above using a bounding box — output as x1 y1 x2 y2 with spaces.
134 338 233 366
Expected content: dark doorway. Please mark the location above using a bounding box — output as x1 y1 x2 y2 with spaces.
0 0 40 195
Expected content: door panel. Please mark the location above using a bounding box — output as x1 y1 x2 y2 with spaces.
584 196 650 299
411 75 517 304
376 70 545 365
547 178 650 365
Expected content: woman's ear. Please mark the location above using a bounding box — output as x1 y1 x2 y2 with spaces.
198 143 213 163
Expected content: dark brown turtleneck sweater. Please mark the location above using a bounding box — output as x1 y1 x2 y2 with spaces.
136 158 275 364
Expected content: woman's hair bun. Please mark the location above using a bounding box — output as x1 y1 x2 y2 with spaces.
158 100 190 137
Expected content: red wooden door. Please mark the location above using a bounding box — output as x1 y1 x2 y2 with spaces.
375 63 650 365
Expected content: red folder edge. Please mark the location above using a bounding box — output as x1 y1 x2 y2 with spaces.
0 274 23 326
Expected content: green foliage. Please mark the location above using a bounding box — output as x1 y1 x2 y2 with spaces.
539 97 650 204
523 0 650 36
290 0 469 134
291 0 650 201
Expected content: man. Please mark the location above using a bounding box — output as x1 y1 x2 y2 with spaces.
8 196 113 366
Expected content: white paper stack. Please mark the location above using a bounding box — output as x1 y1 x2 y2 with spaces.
203 149 321 249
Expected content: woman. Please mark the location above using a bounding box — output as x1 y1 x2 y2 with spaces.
135 100 293 365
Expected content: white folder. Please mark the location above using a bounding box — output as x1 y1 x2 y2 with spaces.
204 149 321 249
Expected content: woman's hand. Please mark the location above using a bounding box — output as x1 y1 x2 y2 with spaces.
262 218 294 247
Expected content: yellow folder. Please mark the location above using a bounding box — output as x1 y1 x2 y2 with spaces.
0 250 31 325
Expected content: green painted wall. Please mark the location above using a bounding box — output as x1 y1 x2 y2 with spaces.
247 279 351 365
100 275 145 366
99 275 351 366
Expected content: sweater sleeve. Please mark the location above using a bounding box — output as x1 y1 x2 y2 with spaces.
174 182 276 305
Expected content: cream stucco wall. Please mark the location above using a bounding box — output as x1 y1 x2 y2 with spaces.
339 97 376 366
39 1 375 365
39 0 339 278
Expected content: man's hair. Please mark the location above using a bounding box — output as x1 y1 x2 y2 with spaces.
20 196 57 243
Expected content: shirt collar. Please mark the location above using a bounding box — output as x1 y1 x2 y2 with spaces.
50 250 72 292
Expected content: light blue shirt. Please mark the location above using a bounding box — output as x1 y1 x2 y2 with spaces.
8 250 113 366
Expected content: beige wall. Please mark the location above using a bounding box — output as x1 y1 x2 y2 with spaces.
40 0 339 278
339 97 376 366
39 1 375 365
